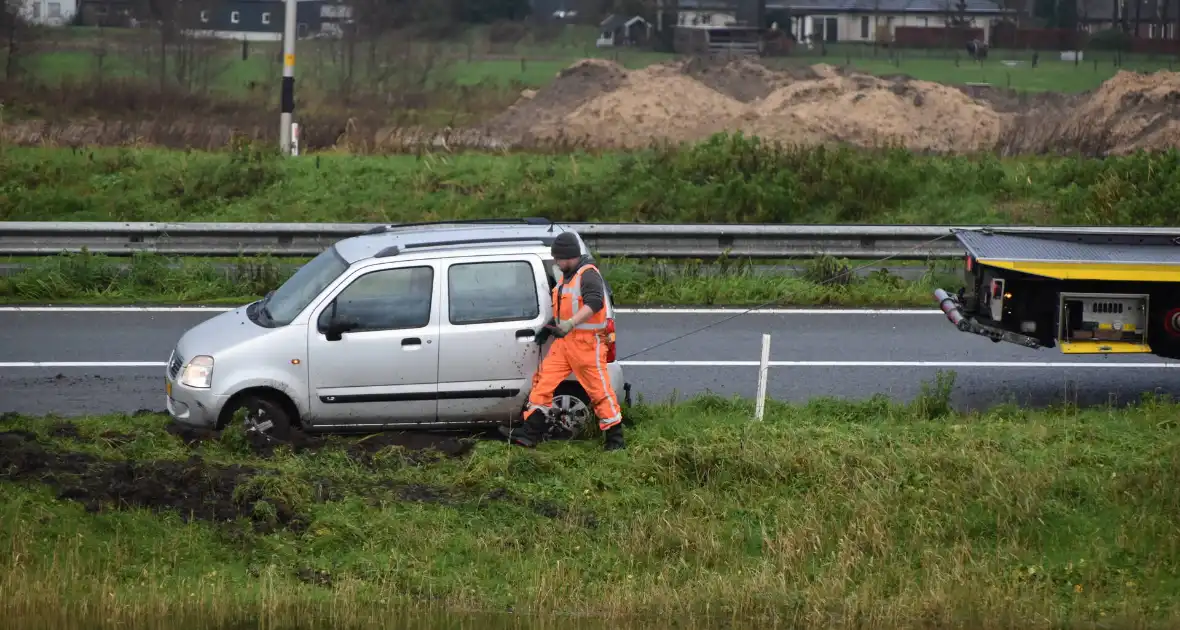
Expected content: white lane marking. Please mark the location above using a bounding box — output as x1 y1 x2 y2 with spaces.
0 306 237 313
622 361 1180 368
0 306 942 315
616 308 940 315
0 362 169 367
1 360 1177 369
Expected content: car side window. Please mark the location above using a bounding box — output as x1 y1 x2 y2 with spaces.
448 260 541 325
331 266 434 332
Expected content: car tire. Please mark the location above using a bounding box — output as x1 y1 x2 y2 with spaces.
547 382 597 441
226 394 294 443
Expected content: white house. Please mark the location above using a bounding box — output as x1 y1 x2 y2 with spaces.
17 0 77 25
676 0 1013 44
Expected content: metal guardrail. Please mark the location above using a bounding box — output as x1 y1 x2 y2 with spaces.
1 222 1177 260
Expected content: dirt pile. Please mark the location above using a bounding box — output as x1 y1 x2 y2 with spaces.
485 57 1005 151
482 58 631 145
746 73 1003 152
1059 70 1180 154
482 58 1180 154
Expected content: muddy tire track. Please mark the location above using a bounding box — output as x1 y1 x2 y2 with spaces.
0 422 594 534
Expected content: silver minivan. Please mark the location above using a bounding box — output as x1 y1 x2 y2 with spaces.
164 220 629 440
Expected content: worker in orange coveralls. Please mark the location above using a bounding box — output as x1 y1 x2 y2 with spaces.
499 232 625 451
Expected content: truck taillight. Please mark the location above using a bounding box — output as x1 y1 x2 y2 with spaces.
605 318 616 363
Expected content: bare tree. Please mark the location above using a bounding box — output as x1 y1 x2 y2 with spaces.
1 0 38 81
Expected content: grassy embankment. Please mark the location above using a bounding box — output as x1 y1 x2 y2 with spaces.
4 137 1180 306
3 379 1180 629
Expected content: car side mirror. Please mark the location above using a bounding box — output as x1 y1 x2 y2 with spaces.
318 301 354 342
324 319 355 342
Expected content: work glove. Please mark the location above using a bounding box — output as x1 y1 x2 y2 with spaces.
534 317 557 345
553 319 575 338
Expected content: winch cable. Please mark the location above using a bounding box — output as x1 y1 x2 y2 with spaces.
615 231 958 363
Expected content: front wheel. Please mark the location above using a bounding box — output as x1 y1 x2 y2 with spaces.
224 394 294 443
546 383 596 441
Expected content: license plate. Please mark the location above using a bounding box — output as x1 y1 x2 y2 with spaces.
166 381 172 397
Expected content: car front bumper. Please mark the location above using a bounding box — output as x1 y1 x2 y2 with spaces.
165 371 226 428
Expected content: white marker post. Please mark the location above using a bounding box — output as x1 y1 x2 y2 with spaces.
279 0 297 155
754 333 771 421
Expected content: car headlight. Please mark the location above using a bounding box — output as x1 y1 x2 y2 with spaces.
179 355 214 389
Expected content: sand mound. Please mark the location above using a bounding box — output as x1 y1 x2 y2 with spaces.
556 71 750 148
745 74 1003 152
1061 70 1180 154
483 58 630 144
679 56 794 103
480 58 1180 154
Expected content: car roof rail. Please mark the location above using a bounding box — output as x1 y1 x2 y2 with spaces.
364 217 554 235
404 236 558 250
372 235 557 259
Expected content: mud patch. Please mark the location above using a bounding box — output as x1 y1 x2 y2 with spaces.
0 430 308 533
47 421 80 440
1 423 592 532
345 431 478 465
164 419 480 465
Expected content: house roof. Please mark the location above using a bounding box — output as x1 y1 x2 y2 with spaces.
1079 0 1177 18
600 13 646 30
678 0 1010 13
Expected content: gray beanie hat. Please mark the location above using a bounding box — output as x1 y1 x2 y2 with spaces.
550 232 581 259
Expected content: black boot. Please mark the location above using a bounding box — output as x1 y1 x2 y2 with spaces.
603 423 625 451
498 410 549 448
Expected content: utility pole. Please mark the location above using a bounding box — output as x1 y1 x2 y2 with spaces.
279 0 297 154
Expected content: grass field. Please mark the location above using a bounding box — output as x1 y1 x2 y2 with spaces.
3 388 1180 629
3 140 1179 226
13 25 1180 98
803 50 1179 91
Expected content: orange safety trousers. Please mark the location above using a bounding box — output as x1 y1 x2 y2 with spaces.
526 332 623 431
524 262 622 431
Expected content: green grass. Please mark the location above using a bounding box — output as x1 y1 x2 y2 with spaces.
4 137 1180 226
4 384 1180 628
782 48 1180 92
0 251 959 308
19 24 1180 96
16 31 668 98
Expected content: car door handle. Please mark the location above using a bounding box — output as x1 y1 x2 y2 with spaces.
401 338 422 351
515 329 536 342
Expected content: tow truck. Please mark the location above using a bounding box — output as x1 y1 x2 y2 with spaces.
933 227 1180 360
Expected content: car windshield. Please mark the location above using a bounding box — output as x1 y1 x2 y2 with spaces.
257 246 349 326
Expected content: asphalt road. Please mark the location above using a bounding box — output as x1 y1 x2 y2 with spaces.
2 307 1179 417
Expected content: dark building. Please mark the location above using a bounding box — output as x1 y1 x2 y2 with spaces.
187 0 352 40
78 0 141 27
78 0 352 39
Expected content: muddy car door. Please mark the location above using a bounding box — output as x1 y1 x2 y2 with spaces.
435 253 549 423
305 261 442 428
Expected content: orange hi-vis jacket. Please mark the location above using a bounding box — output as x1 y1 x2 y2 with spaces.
526 262 622 430
553 263 608 335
